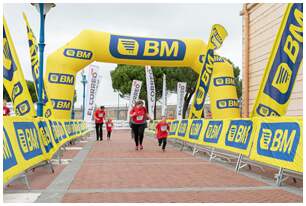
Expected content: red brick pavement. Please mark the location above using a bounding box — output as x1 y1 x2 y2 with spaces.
63 129 302 203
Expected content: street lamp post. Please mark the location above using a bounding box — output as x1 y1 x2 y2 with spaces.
81 71 88 120
32 3 55 117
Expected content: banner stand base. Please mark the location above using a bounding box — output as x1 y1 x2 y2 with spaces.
4 172 30 191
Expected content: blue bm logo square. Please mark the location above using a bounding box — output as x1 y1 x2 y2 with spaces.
203 120 223 144
14 122 42 160
189 119 203 140
257 122 300 162
225 120 253 150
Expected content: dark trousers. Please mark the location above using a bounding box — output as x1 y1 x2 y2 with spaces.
95 123 103 140
107 131 111 139
131 123 145 146
158 138 167 150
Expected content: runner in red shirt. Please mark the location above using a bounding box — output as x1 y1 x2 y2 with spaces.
94 106 106 141
129 100 151 150
106 118 114 141
155 116 170 152
3 100 10 116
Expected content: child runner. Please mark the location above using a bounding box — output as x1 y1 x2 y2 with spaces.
106 118 114 141
155 116 170 152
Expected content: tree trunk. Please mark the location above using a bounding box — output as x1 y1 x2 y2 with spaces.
182 91 194 119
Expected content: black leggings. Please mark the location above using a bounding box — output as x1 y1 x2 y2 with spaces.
95 123 103 140
131 123 146 146
107 131 111 139
158 138 167 150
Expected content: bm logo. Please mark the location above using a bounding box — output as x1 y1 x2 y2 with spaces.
110 35 186 60
263 4 302 104
48 73 75 85
257 122 300 162
52 99 71 110
14 122 43 160
203 121 223 144
177 120 189 137
225 120 253 150
64 48 93 60
189 120 203 140
169 120 179 136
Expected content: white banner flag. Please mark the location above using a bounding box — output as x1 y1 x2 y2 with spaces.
177 82 187 120
161 74 167 116
145 65 155 119
85 64 101 122
127 80 142 121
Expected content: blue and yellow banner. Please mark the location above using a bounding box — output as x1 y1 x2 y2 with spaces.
251 3 303 117
3 17 36 117
3 116 89 184
250 117 302 172
189 24 228 119
167 116 302 172
23 13 54 118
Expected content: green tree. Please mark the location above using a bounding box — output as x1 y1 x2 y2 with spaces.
111 64 198 119
3 80 37 102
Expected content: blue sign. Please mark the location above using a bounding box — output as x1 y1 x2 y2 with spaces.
48 73 75 85
225 120 253 150
169 120 179 136
177 120 189 137
203 120 223 143
109 35 186 60
49 120 63 144
217 99 239 109
14 122 42 160
37 121 54 153
214 77 236 87
189 119 203 140
256 104 280 117
3 128 17 171
257 122 300 162
52 99 72 110
64 48 92 60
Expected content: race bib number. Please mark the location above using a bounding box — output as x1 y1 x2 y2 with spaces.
161 125 168 131
98 113 103 117
136 115 144 121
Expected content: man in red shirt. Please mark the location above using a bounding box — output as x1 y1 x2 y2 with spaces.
155 116 170 152
94 106 106 141
3 100 10 116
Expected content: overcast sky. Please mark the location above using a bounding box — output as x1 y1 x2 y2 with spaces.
4 3 243 108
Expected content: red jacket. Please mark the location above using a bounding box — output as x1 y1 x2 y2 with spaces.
155 121 170 139
94 109 106 123
129 106 148 124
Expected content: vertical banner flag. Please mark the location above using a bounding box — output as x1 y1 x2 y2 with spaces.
189 24 228 119
145 65 156 119
3 17 36 117
23 13 53 118
127 80 142 120
161 74 167 116
84 64 101 122
177 82 187 120
251 3 303 117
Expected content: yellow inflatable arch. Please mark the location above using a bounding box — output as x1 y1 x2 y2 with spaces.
45 30 240 119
